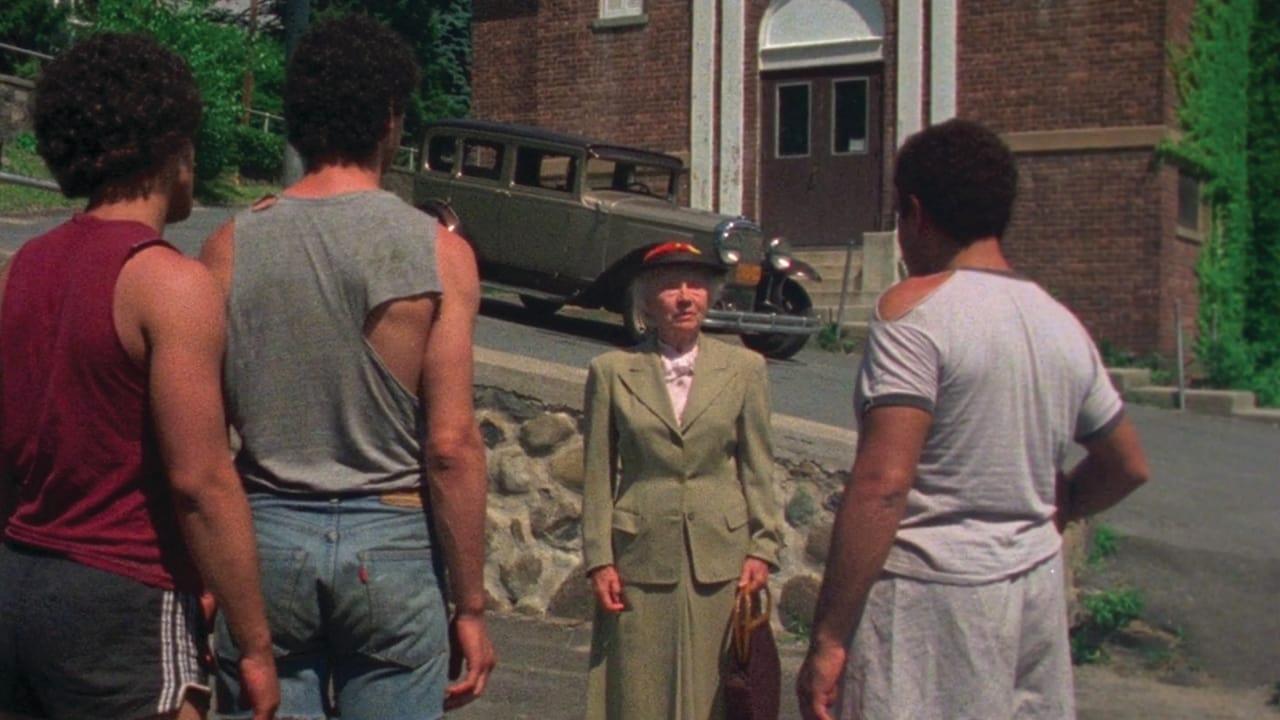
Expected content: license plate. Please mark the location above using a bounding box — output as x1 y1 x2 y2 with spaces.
734 263 762 285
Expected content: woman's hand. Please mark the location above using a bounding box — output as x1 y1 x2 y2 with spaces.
737 557 770 593
589 565 626 613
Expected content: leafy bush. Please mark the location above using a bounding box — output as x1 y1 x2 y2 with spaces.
1071 588 1145 664
1087 524 1120 566
88 0 281 188
310 0 471 140
0 0 69 76
815 323 859 354
1097 341 1175 385
234 124 283 181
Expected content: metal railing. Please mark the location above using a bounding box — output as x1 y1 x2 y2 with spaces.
0 42 53 64
247 108 284 134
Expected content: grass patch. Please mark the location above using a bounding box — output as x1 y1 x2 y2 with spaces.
196 173 281 207
1087 523 1120 566
815 323 859 354
1098 340 1175 385
0 135 77 215
1071 588 1145 664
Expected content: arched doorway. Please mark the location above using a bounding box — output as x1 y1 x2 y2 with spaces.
758 0 885 248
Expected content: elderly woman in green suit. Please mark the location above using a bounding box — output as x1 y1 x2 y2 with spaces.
582 242 783 720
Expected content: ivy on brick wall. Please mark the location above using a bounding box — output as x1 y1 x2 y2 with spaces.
1166 0 1280 405
1246 1 1280 384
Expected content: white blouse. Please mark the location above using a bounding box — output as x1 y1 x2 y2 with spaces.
658 340 698 424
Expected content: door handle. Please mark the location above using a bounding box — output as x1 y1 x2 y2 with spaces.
807 167 817 190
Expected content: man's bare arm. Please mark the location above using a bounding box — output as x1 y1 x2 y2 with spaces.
419 228 495 708
130 250 278 717
1059 415 1149 527
797 405 931 720
810 406 931 649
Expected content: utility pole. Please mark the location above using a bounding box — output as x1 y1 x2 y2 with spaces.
282 0 310 185
241 0 259 125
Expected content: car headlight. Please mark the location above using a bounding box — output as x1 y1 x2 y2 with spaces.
720 248 742 264
769 254 792 272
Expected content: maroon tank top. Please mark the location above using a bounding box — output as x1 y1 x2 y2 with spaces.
1 214 199 592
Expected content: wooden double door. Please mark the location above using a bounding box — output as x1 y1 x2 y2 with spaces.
760 64 884 247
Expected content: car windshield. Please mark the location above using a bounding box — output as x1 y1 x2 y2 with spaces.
585 156 677 200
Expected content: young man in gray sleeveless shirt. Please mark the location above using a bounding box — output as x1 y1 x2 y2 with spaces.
200 17 493 719
798 120 1150 720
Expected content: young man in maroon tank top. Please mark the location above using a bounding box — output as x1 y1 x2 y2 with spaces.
0 34 278 719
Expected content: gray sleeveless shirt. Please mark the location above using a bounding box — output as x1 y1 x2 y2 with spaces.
225 190 440 494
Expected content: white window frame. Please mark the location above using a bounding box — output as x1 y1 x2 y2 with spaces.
775 81 812 159
600 0 643 20
831 77 870 155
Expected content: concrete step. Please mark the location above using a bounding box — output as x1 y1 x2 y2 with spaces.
1124 386 1259 417
1107 368 1153 393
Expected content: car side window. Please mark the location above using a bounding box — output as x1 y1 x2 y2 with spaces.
427 135 457 174
461 139 505 182
514 147 577 194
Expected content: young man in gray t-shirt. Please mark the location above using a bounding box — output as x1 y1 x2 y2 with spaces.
798 119 1150 720
199 17 494 719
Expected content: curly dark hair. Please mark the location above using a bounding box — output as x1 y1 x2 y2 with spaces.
285 15 419 169
33 32 201 200
894 119 1018 244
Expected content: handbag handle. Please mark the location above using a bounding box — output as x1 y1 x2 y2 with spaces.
729 585 772 665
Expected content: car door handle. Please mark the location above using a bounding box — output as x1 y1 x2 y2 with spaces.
807 167 817 190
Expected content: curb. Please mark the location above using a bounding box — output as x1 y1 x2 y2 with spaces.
1108 368 1280 426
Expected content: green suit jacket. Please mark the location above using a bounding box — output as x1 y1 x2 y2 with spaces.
581 335 783 585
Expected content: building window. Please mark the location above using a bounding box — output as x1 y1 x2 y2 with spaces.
599 0 643 19
776 83 811 158
1177 170 1207 240
832 78 868 154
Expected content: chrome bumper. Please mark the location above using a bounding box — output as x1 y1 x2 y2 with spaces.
703 309 823 335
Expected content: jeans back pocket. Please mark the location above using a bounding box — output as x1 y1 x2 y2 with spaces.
357 548 448 669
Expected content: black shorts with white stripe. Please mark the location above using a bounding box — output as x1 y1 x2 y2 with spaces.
0 543 210 719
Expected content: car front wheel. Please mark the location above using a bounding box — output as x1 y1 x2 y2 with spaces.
740 278 814 360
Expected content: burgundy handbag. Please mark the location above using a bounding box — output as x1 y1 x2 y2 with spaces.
724 586 781 720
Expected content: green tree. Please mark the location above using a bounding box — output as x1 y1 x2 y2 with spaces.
89 0 280 187
0 0 70 76
309 0 471 140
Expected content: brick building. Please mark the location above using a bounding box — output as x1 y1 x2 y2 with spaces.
471 0 1203 356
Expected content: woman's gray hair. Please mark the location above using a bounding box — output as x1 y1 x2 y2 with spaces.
631 266 727 327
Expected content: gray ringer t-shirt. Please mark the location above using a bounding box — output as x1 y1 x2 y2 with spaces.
854 269 1123 584
225 190 440 495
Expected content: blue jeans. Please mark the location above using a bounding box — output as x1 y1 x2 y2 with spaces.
214 493 448 720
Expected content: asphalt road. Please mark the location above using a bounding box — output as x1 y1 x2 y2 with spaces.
4 206 1278 689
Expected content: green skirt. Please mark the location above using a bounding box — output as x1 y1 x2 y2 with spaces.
585 541 738 720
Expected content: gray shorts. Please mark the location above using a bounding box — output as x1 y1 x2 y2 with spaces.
840 553 1074 720
0 543 208 720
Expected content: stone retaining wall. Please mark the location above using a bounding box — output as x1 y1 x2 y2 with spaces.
472 380 851 632
472 349 1087 630
0 74 34 144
